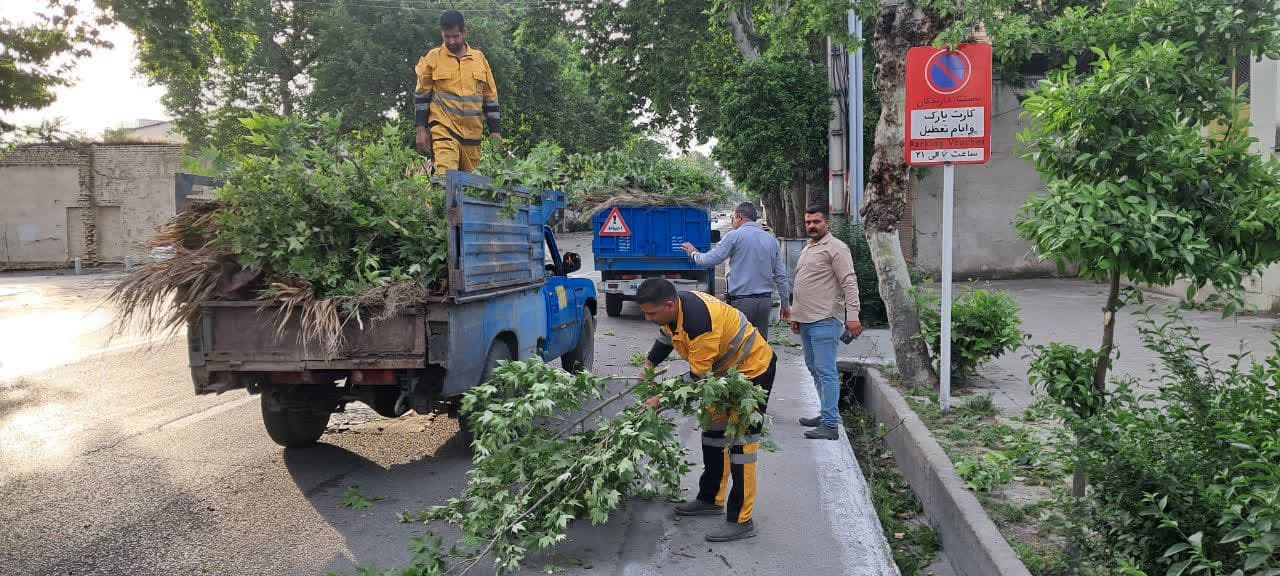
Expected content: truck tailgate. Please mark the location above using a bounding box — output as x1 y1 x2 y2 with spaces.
196 301 430 371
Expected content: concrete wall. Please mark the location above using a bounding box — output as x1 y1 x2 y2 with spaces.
910 83 1060 279
0 143 183 269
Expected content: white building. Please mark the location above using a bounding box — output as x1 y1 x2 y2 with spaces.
125 119 186 144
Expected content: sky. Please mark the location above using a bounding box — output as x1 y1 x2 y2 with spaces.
3 0 169 138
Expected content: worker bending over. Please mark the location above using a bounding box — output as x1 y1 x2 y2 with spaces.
637 277 777 542
413 10 501 175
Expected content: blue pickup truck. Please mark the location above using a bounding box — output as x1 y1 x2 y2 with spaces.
186 172 597 447
592 205 719 317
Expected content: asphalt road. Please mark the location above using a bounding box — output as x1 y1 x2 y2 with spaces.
0 246 893 576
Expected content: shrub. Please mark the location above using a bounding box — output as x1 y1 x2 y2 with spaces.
955 452 1015 493
1062 308 1280 575
1027 342 1105 421
916 287 1023 383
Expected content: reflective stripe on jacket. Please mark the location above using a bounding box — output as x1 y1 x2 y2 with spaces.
651 291 774 380
413 45 500 142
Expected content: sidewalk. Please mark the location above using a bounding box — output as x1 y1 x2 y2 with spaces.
555 311 900 576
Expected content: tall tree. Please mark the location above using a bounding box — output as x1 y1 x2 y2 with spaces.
103 0 635 154
541 0 845 237
0 1 110 137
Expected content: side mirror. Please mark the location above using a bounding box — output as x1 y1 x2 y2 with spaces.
711 230 722 243
563 252 582 274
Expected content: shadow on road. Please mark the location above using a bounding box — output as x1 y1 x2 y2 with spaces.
280 424 480 574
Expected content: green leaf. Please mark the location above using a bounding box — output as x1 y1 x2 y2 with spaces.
1219 527 1251 544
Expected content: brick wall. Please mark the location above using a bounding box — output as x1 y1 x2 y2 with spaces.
0 143 183 269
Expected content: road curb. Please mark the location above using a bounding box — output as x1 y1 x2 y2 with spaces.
839 360 1032 576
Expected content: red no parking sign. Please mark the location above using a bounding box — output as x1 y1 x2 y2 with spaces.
904 44 992 166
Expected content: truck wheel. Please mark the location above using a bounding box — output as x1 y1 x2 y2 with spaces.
260 386 330 448
561 313 595 373
480 337 514 386
366 388 408 419
605 294 624 317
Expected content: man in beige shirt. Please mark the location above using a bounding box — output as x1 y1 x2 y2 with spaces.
784 204 863 440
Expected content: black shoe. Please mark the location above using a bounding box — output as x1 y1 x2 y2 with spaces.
804 425 839 440
706 520 757 542
798 415 822 427
675 499 723 516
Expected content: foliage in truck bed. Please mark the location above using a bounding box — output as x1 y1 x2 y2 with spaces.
110 114 456 354
481 138 730 219
214 114 449 298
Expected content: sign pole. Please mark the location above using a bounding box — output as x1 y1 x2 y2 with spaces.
901 43 989 408
940 162 954 412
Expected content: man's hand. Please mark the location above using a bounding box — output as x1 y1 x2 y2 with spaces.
642 359 655 371
681 242 697 256
642 395 662 410
489 133 502 147
415 126 430 155
845 320 864 338
780 306 791 321
791 321 800 335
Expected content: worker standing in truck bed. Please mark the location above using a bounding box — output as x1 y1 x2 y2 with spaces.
413 10 502 175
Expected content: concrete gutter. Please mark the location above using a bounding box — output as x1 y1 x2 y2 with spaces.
840 360 1032 576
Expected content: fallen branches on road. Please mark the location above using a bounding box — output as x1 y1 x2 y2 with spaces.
376 359 769 576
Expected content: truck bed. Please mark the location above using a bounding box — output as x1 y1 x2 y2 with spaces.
193 301 437 372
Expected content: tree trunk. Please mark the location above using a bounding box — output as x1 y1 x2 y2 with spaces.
1092 270 1121 395
280 76 293 116
789 177 807 237
727 8 762 61
868 229 936 386
861 0 949 389
762 191 786 237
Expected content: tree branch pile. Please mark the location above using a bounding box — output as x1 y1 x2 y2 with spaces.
109 114 453 355
480 140 731 222
375 359 768 576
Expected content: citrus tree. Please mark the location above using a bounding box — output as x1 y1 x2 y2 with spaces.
1015 0 1280 496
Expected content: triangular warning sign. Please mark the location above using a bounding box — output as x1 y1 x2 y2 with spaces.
599 207 632 237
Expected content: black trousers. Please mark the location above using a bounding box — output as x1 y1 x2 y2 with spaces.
695 352 777 524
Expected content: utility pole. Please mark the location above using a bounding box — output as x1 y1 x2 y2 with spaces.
848 9 864 222
828 37 848 215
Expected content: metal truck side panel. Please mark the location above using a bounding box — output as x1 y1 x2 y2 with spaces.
440 284 547 397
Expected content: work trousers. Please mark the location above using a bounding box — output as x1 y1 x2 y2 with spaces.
695 352 777 524
728 294 773 341
431 124 481 176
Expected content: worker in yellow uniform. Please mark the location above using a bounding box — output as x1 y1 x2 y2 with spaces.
413 10 501 175
636 277 777 543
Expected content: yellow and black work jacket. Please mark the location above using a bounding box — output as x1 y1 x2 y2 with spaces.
646 291 774 381
413 45 500 145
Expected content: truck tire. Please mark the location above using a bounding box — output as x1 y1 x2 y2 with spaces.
605 294 624 317
260 386 330 448
480 337 514 386
458 338 515 438
561 313 595 373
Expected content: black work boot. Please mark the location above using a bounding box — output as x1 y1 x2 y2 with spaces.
804 425 839 440
798 415 822 427
706 520 757 542
675 499 723 517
